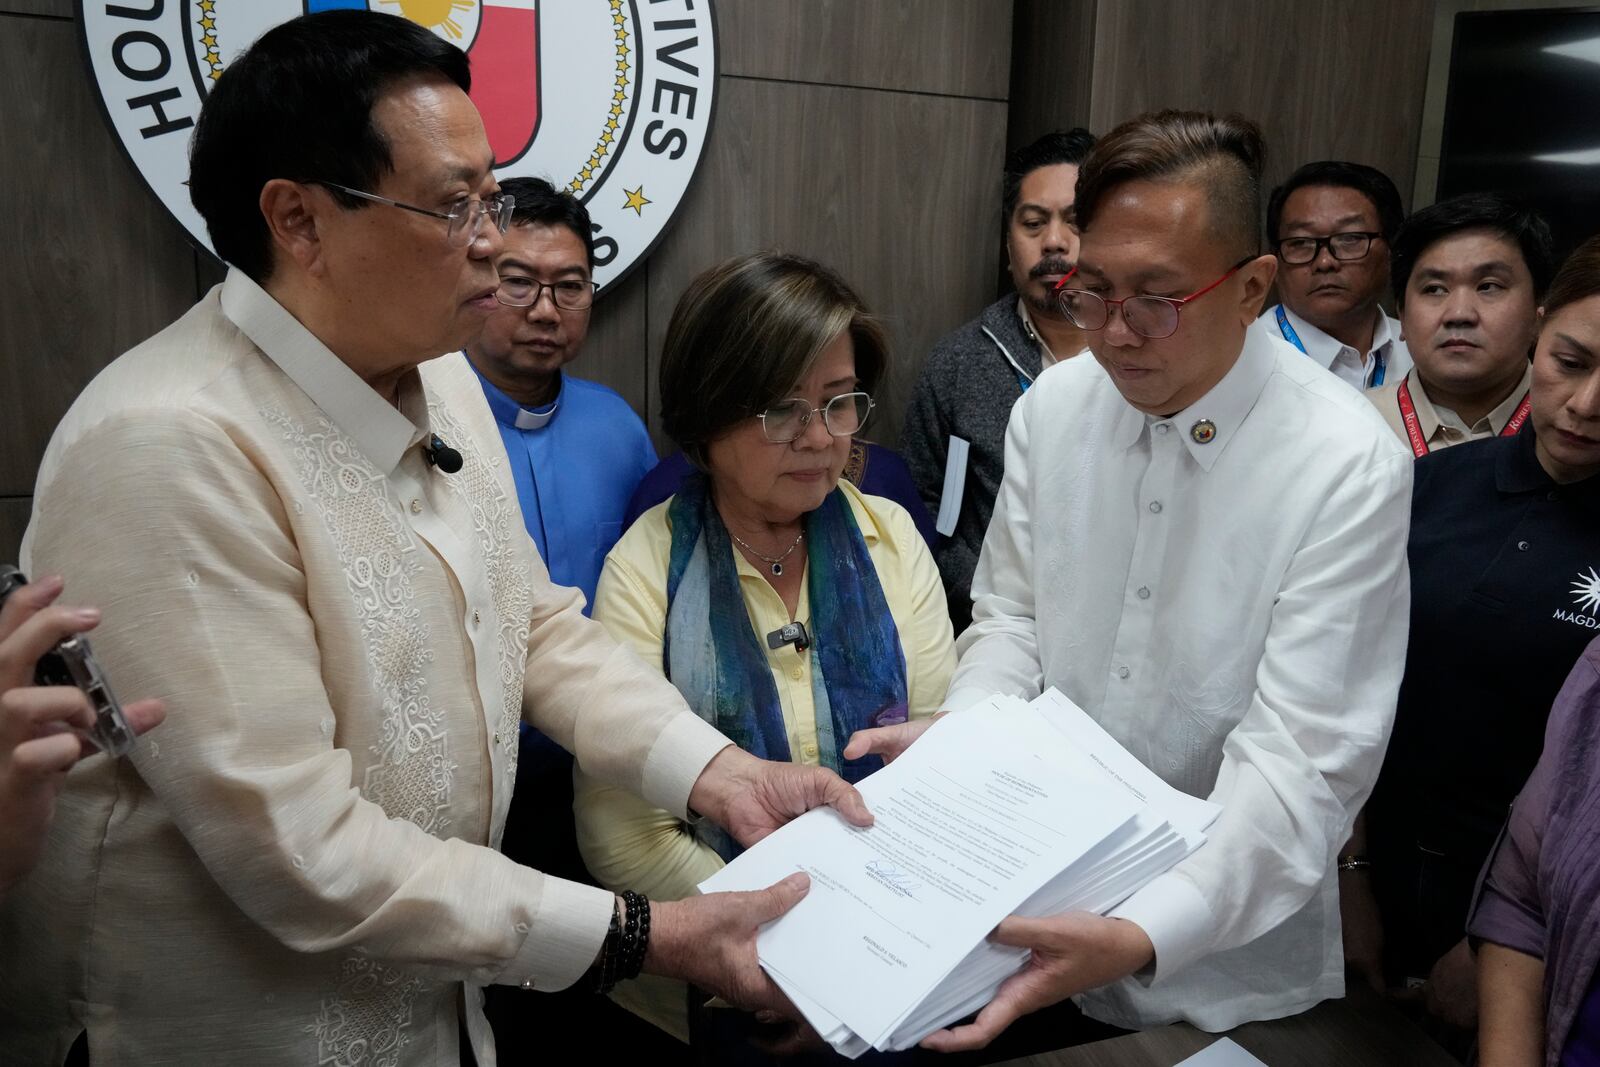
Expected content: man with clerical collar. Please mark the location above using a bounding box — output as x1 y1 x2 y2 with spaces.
848 110 1411 1051
0 13 869 1064
902 128 1096 633
464 176 656 611
1250 160 1412 390
1367 192 1554 457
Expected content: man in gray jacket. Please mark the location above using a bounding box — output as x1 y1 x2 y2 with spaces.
902 128 1095 631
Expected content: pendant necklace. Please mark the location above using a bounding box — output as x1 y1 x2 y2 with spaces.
729 528 805 576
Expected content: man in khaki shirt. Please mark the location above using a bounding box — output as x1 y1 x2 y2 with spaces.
0 13 867 1065
1368 193 1554 456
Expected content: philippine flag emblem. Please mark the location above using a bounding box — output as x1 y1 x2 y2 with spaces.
79 0 718 290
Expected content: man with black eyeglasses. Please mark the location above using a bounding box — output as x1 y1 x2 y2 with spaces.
1250 160 1413 390
464 176 655 614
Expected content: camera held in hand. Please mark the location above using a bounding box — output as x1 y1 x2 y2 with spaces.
0 565 136 757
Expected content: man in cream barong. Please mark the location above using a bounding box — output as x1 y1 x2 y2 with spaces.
0 12 869 1064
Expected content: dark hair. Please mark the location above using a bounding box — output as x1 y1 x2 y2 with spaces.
659 252 888 469
188 11 471 281
1541 234 1600 323
1265 160 1404 245
496 176 596 269
1074 110 1264 260
1002 128 1097 225
1390 193 1555 307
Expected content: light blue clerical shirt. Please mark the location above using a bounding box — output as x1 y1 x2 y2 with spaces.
470 360 656 612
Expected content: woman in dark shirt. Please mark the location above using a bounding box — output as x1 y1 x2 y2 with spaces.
1471 238 1600 1067
1357 235 1600 1031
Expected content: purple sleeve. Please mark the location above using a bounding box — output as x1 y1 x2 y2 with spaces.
1468 654 1600 958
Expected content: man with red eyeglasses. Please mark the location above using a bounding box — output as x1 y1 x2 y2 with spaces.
846 111 1412 1052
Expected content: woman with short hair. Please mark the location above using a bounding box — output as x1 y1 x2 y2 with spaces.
573 251 956 1043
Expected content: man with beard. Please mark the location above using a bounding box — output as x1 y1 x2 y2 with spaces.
902 128 1096 632
1250 161 1412 390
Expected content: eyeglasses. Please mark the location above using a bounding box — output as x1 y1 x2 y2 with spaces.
758 392 874 444
495 277 598 310
313 180 515 247
1276 231 1383 265
1052 256 1257 339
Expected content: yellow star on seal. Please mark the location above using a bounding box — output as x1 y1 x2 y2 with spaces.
622 186 651 216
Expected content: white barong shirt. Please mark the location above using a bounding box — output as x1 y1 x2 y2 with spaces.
947 326 1413 1031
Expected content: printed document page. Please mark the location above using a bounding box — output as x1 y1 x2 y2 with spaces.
700 699 1141 1049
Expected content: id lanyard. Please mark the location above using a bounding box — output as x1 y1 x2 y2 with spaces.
1276 305 1386 387
1396 378 1531 458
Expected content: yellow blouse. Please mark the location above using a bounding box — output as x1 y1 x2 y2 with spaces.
573 481 955 1037
578 478 954 889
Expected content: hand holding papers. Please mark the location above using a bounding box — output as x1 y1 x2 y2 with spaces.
700 689 1221 1057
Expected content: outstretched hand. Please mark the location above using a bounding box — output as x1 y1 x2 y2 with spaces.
645 872 812 1017
688 745 872 848
842 711 944 766
921 912 1154 1053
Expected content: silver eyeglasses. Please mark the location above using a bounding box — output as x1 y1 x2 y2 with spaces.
757 392 874 444
313 180 515 246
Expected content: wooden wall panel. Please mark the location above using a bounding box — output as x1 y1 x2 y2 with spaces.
0 15 200 497
0 1 70 17
642 76 1008 448
718 0 1012 100
0 498 29 568
1007 0 1097 151
577 262 650 419
1085 0 1436 205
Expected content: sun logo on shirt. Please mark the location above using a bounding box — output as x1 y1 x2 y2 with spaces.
1571 567 1600 615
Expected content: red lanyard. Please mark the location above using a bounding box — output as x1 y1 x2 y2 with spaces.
1396 379 1531 459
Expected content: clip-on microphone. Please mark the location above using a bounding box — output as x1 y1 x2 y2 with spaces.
423 433 463 474
766 620 811 652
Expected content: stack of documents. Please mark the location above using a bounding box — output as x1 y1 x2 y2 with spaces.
698 688 1220 1057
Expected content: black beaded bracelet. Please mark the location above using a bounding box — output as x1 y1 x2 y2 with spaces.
618 890 651 981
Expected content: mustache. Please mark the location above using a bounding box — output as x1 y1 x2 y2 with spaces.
1030 256 1075 279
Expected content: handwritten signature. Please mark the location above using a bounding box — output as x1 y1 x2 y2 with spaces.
865 859 922 897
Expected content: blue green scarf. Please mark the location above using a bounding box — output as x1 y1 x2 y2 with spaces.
664 474 909 860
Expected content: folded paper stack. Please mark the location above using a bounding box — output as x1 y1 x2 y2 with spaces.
699 688 1220 1057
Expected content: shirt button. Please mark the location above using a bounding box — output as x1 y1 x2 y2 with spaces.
1117 665 1131 680
1137 586 1151 600
410 499 422 515
1148 501 1163 514
1548 490 1560 502
791 668 803 680
1517 541 1530 552
1156 424 1171 435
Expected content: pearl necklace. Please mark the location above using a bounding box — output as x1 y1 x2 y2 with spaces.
729 528 805 576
